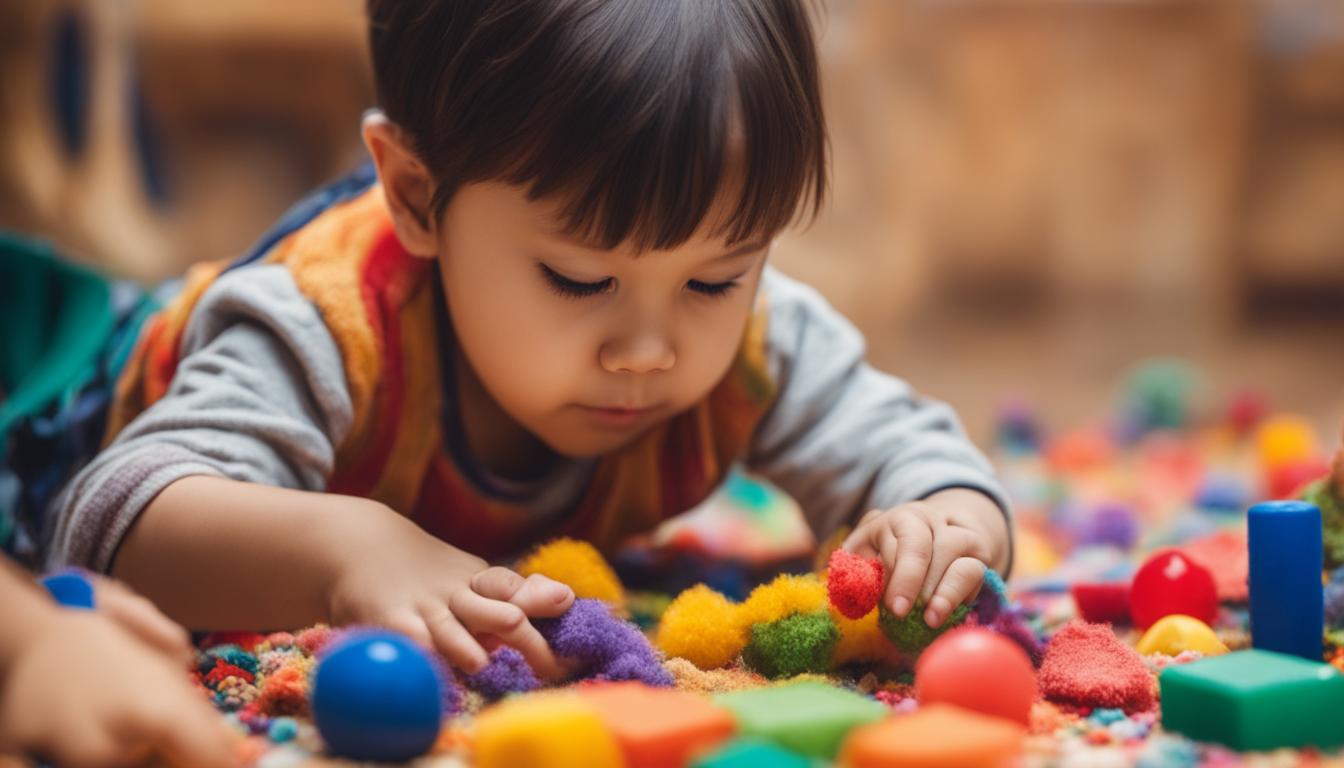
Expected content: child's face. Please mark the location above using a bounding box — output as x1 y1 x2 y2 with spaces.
436 181 771 458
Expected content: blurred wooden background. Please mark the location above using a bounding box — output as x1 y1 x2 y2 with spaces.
1 0 1341 438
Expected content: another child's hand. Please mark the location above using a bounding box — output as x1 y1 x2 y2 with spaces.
326 510 575 679
84 572 194 666
0 610 240 768
842 488 1009 629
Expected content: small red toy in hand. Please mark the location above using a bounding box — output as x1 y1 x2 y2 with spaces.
827 549 884 619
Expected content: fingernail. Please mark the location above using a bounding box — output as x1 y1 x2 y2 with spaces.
926 597 950 626
549 584 573 603
892 597 910 617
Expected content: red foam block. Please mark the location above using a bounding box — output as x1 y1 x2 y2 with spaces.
1070 582 1131 625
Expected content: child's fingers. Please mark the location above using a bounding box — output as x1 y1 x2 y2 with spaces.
471 567 574 617
419 608 489 674
924 557 986 628
917 526 991 604
450 591 566 681
92 579 192 664
509 574 575 617
142 693 241 768
883 513 933 618
841 519 880 560
48 724 122 768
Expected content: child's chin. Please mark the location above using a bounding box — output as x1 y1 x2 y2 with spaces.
543 428 646 459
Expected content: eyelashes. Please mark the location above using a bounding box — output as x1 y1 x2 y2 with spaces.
539 263 613 299
686 279 739 297
538 263 741 300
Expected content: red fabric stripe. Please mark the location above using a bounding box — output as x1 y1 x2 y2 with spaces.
328 228 413 497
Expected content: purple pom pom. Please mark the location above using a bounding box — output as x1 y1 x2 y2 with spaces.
535 599 671 687
466 647 541 701
990 609 1045 667
1076 502 1139 550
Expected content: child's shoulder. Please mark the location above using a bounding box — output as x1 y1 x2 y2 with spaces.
758 265 866 368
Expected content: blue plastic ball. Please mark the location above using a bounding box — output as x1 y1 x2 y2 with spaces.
312 631 444 762
40 570 96 609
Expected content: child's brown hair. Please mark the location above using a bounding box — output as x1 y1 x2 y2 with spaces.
366 0 828 252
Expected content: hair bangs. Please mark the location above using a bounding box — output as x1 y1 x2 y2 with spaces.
373 0 827 252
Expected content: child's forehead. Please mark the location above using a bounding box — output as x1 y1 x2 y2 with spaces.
519 163 764 256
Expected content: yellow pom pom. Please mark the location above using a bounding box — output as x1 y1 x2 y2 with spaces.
518 538 624 607
830 606 890 665
656 584 747 669
739 573 827 627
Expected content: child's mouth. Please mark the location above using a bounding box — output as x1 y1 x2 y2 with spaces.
577 404 658 429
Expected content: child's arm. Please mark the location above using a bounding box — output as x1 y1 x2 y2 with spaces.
114 475 573 677
48 266 572 677
0 559 239 767
747 269 1012 623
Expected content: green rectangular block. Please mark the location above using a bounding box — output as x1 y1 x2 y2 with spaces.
1160 649 1344 751
691 738 811 768
713 681 886 759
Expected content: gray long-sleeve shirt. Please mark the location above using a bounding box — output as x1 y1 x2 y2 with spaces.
46 263 1011 573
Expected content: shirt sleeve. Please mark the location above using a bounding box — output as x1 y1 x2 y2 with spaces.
44 264 354 573
746 268 1013 566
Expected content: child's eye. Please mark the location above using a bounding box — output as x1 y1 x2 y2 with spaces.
687 279 740 298
539 263 613 299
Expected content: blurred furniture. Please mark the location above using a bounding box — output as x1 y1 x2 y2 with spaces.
1236 0 1344 313
0 0 174 282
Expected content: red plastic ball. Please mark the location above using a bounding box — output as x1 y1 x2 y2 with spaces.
1129 549 1218 629
915 627 1038 726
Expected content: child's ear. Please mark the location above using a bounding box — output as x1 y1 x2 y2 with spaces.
362 111 439 258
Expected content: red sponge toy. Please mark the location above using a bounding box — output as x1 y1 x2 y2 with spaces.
827 549 884 620
1039 621 1155 713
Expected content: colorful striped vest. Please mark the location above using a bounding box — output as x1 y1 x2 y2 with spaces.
104 173 778 559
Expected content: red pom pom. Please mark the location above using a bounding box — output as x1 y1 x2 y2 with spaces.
1039 621 1155 713
258 666 310 717
827 549 884 619
295 625 337 655
203 659 256 687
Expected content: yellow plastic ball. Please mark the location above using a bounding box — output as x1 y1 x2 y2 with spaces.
1257 415 1320 470
1135 614 1229 657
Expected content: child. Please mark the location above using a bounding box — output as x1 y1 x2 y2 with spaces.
0 561 239 766
40 0 1012 679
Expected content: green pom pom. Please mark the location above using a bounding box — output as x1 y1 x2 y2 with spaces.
742 611 839 678
878 600 969 653
1304 478 1344 570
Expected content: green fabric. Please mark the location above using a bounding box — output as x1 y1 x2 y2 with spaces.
0 234 114 451
1160 649 1344 751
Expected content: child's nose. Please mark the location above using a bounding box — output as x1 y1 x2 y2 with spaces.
598 331 676 374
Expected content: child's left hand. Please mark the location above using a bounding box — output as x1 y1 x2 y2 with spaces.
842 487 1009 629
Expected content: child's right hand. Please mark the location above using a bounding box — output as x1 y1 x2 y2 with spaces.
325 510 575 679
0 609 240 767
